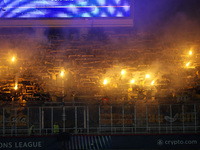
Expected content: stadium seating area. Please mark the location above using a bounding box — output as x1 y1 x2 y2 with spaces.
0 28 200 105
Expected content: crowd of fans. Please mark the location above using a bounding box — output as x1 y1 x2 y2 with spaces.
0 28 200 105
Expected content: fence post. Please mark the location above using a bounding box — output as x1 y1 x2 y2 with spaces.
158 105 160 134
75 106 77 134
134 105 136 133
63 106 66 132
110 106 113 133
84 106 86 130
170 104 172 133
27 107 29 135
99 105 101 133
182 105 185 133
194 104 197 133
3 107 5 136
15 107 17 136
42 107 44 132
39 107 42 135
51 107 53 134
87 106 89 134
146 105 148 133
122 105 125 134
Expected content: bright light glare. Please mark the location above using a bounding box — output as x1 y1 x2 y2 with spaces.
186 62 190 67
121 70 125 75
146 74 150 79
189 50 192 56
12 57 15 62
130 79 135 84
103 79 108 85
15 84 18 90
61 71 64 77
151 80 155 86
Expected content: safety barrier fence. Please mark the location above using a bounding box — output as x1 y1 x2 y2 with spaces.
0 104 199 136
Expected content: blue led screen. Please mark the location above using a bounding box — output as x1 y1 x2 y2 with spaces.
0 0 130 18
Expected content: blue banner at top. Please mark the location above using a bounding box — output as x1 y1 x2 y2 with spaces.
0 0 131 18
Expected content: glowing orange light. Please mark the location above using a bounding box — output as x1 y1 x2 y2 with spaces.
121 70 125 75
14 84 18 90
103 79 108 85
146 74 150 79
189 50 192 56
151 80 155 86
61 71 64 77
186 62 190 67
12 56 15 62
130 79 135 84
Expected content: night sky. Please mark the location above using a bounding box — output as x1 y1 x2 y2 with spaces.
134 0 200 31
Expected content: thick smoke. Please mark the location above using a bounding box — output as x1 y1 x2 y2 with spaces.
129 0 200 90
0 0 200 98
0 28 48 83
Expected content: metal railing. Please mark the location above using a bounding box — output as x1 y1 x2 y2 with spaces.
0 104 199 136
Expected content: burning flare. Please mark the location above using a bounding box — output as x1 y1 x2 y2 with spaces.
61 71 64 77
189 50 192 56
151 80 155 86
186 62 190 67
146 74 150 79
130 79 135 84
15 84 18 90
12 56 15 62
121 70 125 75
103 79 108 85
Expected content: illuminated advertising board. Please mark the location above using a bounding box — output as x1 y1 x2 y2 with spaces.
0 0 131 18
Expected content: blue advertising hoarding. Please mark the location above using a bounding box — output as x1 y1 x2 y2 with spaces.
0 0 131 18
